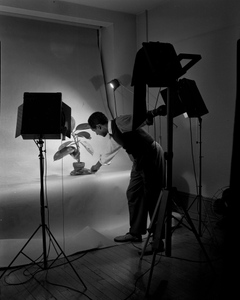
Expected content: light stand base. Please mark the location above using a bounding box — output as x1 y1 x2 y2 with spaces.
140 187 214 297
0 224 86 291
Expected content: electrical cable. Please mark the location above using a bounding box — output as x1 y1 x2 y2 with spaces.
3 251 90 298
188 121 218 241
43 140 53 260
160 253 221 264
123 244 163 300
4 254 92 299
61 158 66 259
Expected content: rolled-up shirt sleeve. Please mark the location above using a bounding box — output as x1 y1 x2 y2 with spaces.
99 135 122 165
115 115 133 132
98 115 145 165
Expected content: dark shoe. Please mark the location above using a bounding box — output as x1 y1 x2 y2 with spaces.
138 240 164 256
114 233 142 243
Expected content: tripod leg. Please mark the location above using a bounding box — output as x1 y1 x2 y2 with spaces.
146 249 158 297
173 189 215 272
45 226 87 289
0 225 42 280
152 190 169 250
180 206 215 273
140 190 163 260
139 230 152 260
145 190 169 295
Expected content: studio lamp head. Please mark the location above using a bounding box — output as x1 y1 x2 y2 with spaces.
108 79 120 91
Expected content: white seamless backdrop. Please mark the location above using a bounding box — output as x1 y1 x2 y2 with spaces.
0 15 132 267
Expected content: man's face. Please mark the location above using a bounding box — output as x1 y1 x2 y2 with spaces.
91 124 108 137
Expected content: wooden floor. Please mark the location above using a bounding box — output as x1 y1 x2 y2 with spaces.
0 221 228 300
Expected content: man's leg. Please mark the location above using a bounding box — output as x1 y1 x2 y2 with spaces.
141 143 165 254
114 165 148 242
127 167 148 236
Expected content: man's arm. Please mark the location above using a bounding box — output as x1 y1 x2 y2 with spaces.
91 135 121 173
115 105 167 133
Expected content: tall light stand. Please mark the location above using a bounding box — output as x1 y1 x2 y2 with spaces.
34 138 87 288
0 138 86 291
165 83 176 256
197 116 203 236
37 138 48 269
186 116 204 237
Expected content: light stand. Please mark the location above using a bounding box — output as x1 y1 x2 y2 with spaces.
176 77 209 237
164 83 176 255
131 42 211 296
198 117 203 236
186 116 204 236
38 139 48 270
0 138 86 290
161 78 209 239
1 93 86 292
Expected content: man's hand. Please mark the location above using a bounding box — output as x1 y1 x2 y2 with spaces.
151 105 167 117
146 105 167 125
91 161 102 173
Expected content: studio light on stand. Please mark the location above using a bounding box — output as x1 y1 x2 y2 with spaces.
131 41 212 296
108 78 120 91
161 78 209 237
0 92 86 291
177 79 209 236
108 79 120 117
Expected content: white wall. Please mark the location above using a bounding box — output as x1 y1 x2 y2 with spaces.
0 1 138 182
0 2 137 262
0 0 137 115
3 0 238 198
136 0 240 197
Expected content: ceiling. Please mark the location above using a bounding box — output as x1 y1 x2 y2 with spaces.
58 0 169 15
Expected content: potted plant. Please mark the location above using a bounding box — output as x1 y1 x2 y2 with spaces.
53 117 94 175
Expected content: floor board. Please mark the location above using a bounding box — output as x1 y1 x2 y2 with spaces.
0 223 227 300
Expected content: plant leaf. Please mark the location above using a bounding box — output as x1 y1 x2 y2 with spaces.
53 146 75 161
75 123 91 131
58 141 75 151
80 140 94 155
76 131 91 139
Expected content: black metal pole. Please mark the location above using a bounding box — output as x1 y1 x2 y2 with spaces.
197 117 202 236
38 139 48 269
165 84 175 257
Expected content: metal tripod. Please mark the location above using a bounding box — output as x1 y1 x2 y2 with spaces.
0 139 86 291
140 85 213 297
140 186 215 296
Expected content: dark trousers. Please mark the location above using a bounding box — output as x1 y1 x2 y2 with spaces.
126 142 165 236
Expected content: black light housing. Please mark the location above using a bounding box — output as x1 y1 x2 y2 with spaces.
161 78 209 118
131 41 202 129
15 92 71 140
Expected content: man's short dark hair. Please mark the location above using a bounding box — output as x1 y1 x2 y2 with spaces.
88 112 108 129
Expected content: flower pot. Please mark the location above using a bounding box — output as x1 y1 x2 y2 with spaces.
70 161 91 176
73 162 85 170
